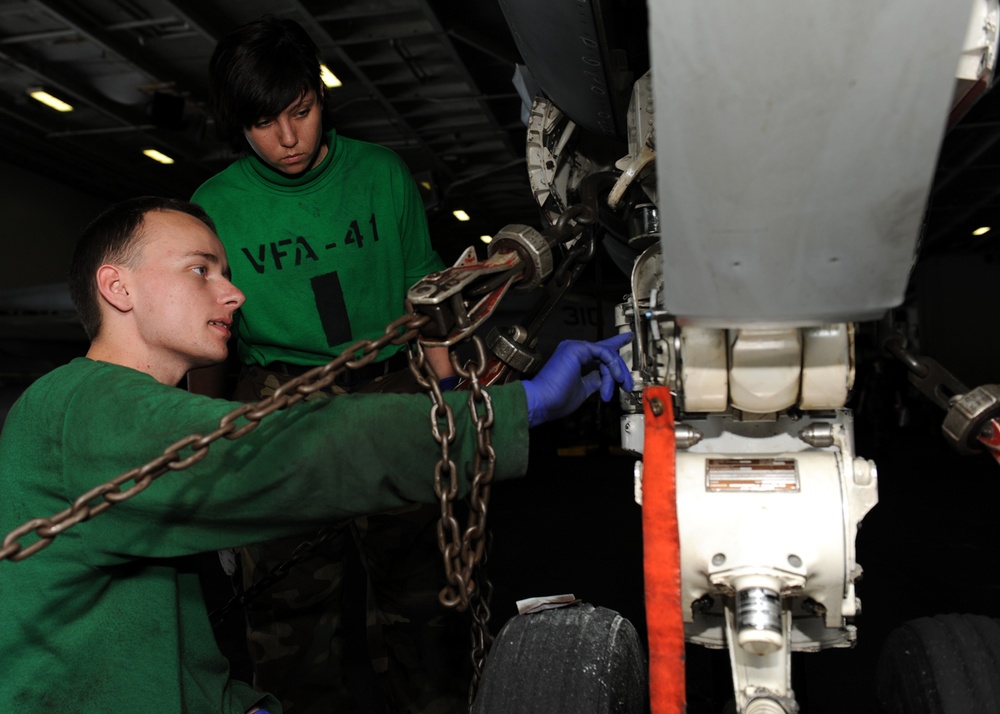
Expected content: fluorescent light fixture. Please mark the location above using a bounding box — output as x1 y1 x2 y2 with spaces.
973 226 991 236
29 89 73 112
320 64 342 88
452 210 471 222
142 149 175 165
480 234 493 244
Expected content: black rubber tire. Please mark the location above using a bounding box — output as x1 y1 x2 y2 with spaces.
472 602 648 713
876 613 1000 714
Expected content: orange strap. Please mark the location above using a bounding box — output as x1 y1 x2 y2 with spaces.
642 386 685 713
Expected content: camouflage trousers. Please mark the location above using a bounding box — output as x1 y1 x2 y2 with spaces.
234 362 470 714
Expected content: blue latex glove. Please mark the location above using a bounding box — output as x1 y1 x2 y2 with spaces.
438 375 461 391
521 333 634 427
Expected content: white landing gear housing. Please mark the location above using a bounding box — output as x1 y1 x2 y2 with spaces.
676 413 877 713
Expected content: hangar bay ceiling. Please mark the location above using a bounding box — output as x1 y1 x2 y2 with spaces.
0 0 998 356
0 0 547 259
2 1 999 256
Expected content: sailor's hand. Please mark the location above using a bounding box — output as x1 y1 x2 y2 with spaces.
521 333 634 427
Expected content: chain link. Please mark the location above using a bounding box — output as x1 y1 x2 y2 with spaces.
467 556 495 708
0 307 503 707
408 336 495 613
0 312 428 563
408 334 497 699
2 198 593 704
210 523 347 625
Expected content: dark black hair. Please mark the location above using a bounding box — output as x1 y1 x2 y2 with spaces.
69 196 216 340
208 15 334 153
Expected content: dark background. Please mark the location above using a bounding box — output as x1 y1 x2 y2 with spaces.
2 2 1000 711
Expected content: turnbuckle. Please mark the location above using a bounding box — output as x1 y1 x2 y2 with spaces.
407 177 608 348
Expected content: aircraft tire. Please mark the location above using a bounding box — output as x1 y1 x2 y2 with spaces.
471 602 647 713
876 613 1000 713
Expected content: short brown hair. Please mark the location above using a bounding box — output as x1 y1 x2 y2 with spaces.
208 16 333 154
68 197 216 340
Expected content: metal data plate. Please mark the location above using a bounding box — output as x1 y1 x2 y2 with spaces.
705 457 800 493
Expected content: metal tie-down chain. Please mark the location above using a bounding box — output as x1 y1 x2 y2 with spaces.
0 312 431 563
210 521 347 625
2 195 607 706
410 334 497 704
0 309 503 708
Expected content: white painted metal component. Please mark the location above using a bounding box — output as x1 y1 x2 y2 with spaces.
628 244 670 385
799 324 855 410
678 414 876 635
679 327 729 412
620 71 656 172
649 320 856 415
679 450 840 631
525 99 576 225
620 319 875 708
744 695 795 714
725 605 797 714
959 0 999 82
610 71 657 210
621 412 645 456
609 3 980 707
646 0 974 325
733 575 785 655
728 329 802 414
526 92 627 229
671 411 876 707
633 460 643 506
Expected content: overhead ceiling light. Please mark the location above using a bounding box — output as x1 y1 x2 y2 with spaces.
29 89 73 112
480 234 493 244
320 64 342 88
453 210 470 222
142 149 174 165
973 226 991 236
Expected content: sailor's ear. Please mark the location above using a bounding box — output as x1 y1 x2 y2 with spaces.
95 264 133 313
